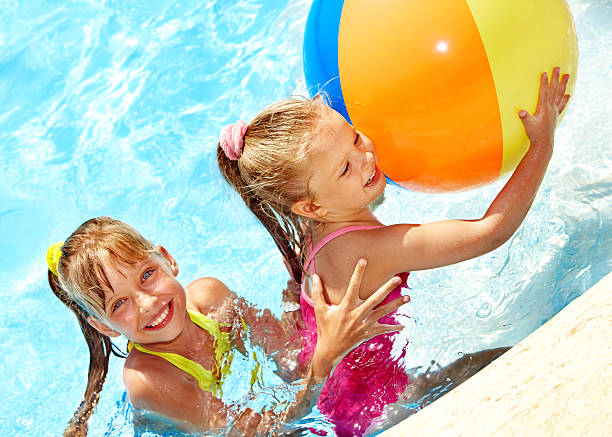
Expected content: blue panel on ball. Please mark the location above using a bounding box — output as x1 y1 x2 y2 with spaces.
303 0 351 123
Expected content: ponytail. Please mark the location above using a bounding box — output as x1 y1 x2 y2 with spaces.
48 270 123 437
45 217 158 435
216 98 327 284
217 146 303 282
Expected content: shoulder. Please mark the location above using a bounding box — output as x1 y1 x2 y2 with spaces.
185 277 239 324
314 225 390 265
185 277 233 310
319 223 421 259
313 224 415 302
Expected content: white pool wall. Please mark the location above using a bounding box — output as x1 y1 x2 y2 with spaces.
381 271 612 436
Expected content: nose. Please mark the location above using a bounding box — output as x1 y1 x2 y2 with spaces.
135 292 156 314
362 151 374 170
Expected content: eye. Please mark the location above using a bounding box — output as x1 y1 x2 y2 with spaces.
340 161 350 177
354 132 360 146
112 298 126 312
142 269 153 282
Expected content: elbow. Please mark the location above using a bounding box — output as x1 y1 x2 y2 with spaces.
479 216 515 254
488 232 511 253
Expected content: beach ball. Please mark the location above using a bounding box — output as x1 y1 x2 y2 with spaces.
303 0 578 192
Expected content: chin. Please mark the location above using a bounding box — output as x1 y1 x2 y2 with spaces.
374 178 386 195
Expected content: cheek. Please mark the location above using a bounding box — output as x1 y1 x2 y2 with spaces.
114 306 138 328
168 282 187 306
359 134 374 151
169 279 185 294
366 141 376 156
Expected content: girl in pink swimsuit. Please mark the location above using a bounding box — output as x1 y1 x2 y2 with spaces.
299 226 411 436
217 68 570 435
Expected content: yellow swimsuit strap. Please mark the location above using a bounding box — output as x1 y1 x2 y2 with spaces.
130 310 233 396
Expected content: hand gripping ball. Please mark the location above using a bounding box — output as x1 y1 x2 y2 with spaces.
303 0 578 192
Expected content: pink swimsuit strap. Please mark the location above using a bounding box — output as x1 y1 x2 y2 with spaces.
301 225 382 306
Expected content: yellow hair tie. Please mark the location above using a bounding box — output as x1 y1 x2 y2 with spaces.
46 241 64 276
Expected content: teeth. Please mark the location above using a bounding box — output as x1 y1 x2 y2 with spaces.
147 305 169 328
367 169 375 184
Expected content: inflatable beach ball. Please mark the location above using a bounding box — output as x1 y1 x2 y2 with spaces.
304 0 578 192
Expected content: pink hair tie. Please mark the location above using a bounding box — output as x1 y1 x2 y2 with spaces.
220 120 248 161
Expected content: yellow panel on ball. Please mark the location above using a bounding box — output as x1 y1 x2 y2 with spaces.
466 0 578 176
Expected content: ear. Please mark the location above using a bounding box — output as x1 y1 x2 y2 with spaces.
156 245 179 277
87 316 121 338
291 199 327 219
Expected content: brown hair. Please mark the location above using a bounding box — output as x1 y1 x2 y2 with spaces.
48 217 157 436
217 96 328 282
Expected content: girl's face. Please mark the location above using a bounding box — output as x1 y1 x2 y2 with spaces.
90 249 188 345
304 107 386 221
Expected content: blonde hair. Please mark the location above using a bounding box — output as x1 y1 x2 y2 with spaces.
217 96 328 281
48 217 157 436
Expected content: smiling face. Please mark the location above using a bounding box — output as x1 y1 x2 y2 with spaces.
90 249 189 346
301 106 386 221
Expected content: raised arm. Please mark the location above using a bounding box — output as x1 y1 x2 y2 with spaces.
351 68 571 283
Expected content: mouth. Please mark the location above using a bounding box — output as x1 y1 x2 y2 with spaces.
144 300 173 331
365 166 381 187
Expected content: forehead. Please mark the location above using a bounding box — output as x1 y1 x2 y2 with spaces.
99 254 152 291
311 107 351 153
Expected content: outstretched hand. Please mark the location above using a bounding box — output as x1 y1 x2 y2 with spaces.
309 259 409 379
519 67 571 149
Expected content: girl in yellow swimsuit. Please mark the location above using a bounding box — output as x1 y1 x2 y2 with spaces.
46 216 407 436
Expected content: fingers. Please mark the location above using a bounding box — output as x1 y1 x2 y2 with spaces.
233 408 262 436
550 67 572 115
362 323 404 341
557 73 571 113
520 68 571 123
519 71 549 121
368 295 410 321
342 258 367 305
518 109 531 121
557 73 570 102
518 108 537 134
356 276 402 315
549 67 560 104
558 93 571 114
537 71 549 112
377 323 404 334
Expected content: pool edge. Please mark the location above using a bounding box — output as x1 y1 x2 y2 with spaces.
380 270 612 436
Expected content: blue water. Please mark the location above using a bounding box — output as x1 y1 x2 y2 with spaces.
0 0 610 435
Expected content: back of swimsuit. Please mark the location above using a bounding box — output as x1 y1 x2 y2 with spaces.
299 225 410 437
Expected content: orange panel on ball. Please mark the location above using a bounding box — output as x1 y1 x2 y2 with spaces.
338 0 503 192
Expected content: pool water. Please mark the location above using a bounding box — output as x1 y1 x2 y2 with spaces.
0 0 610 435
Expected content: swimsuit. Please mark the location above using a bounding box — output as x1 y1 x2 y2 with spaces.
299 225 410 437
130 310 233 397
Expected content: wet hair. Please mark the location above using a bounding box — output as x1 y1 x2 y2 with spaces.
217 96 328 282
48 217 157 436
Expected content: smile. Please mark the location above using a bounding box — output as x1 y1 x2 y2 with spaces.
144 300 173 330
365 167 380 187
